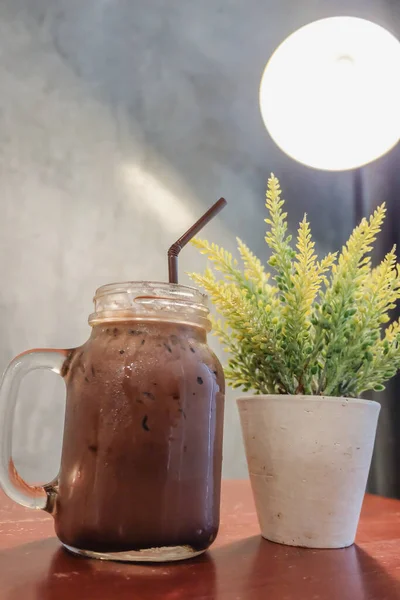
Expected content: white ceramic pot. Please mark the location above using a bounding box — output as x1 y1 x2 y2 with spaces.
237 395 381 549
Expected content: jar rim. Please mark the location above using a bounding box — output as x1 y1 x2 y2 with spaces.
94 281 207 302
89 281 210 330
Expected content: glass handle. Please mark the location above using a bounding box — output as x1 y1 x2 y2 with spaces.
0 348 69 512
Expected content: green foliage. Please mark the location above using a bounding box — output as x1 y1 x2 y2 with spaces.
189 174 400 397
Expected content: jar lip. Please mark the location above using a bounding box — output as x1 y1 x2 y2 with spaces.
94 281 207 303
90 281 210 329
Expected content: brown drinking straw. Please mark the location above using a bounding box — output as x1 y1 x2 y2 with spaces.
168 198 227 284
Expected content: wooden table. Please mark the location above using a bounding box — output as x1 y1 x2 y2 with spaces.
0 480 399 599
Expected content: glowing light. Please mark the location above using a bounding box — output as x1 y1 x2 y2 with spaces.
259 17 400 170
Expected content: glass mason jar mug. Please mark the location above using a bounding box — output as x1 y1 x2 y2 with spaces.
0 282 225 562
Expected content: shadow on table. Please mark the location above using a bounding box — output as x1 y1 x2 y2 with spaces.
0 534 399 600
0 537 216 600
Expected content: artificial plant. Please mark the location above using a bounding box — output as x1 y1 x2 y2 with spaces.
190 174 400 397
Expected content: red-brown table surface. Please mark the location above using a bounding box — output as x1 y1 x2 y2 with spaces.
0 480 399 599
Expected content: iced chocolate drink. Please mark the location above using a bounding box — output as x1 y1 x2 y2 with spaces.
0 199 228 563
53 283 225 561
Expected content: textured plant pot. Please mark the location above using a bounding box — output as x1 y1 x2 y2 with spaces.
237 395 381 549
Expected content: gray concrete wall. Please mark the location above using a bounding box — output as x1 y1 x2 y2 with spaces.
0 0 398 484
